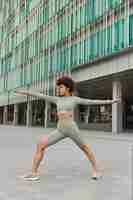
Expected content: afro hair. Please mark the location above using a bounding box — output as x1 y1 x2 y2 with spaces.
57 76 75 93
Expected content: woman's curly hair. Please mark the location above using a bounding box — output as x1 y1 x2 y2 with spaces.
57 76 75 93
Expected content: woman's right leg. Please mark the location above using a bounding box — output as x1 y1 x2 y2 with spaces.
31 138 47 177
24 129 65 181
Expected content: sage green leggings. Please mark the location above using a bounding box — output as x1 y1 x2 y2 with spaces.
40 121 86 149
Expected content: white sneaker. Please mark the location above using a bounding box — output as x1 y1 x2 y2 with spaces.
91 173 102 180
23 174 40 181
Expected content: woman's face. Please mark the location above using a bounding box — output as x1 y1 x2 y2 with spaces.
57 84 70 96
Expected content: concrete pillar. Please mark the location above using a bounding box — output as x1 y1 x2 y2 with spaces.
74 105 80 122
84 106 90 123
74 89 79 122
112 80 123 133
26 101 32 127
3 105 8 124
44 101 50 128
13 104 18 126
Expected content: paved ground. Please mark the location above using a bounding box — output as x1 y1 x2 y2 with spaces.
0 125 132 200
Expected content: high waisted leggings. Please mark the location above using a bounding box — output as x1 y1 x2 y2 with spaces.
40 121 86 149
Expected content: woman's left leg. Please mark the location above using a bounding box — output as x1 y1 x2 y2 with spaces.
68 123 98 179
80 144 97 179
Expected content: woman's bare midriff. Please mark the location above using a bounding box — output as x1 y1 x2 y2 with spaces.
57 112 73 119
57 112 73 128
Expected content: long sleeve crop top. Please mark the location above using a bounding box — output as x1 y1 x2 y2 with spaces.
16 90 117 113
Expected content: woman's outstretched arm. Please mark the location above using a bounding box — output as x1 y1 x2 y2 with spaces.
74 96 121 105
14 89 59 104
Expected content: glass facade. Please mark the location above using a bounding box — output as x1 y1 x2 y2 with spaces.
0 0 132 104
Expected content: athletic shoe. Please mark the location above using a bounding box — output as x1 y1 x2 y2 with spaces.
91 173 102 180
23 174 40 181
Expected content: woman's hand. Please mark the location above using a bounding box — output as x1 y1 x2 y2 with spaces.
14 90 30 96
112 97 121 104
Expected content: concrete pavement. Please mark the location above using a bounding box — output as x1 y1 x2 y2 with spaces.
0 126 132 200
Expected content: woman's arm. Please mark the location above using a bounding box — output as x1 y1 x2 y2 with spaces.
74 96 121 105
15 89 58 104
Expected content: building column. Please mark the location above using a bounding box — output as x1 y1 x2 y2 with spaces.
74 90 80 122
3 105 8 124
74 106 80 122
112 80 123 133
13 104 18 126
84 106 90 123
44 101 50 128
26 101 32 127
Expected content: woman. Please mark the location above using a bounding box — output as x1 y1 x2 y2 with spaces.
15 76 120 181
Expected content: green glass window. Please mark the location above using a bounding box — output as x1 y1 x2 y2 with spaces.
129 15 133 45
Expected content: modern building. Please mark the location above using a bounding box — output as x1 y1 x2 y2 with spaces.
0 0 133 133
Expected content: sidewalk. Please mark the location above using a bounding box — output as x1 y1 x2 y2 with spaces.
0 125 132 200
2 124 133 142
82 129 133 143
